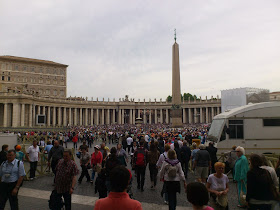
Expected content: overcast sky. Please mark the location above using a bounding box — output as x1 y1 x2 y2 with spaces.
0 0 279 101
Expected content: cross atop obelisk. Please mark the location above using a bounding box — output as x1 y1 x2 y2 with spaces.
171 29 183 127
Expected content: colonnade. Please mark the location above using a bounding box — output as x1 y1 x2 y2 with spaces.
0 102 221 127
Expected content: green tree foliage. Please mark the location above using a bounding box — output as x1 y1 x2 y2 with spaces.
166 93 197 102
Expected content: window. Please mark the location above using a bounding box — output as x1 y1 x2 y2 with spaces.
53 69 57 74
31 67 35 72
229 120 244 139
54 90 57 95
46 89 50 95
15 65 18 70
23 66 27 71
40 67 43 73
60 69 64 75
60 90 64 96
1 64 5 70
1 76 4 81
263 119 280 126
8 76 10 81
46 68 50 74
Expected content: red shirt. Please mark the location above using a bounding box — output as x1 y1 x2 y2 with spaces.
91 151 103 165
94 192 142 210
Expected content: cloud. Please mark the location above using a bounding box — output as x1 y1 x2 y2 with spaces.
0 0 279 100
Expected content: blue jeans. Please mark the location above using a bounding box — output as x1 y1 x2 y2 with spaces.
91 170 96 181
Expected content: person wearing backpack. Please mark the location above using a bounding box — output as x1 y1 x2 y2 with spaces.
159 149 187 210
133 141 148 192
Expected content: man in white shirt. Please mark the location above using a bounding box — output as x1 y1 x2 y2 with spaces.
126 136 133 153
26 140 40 180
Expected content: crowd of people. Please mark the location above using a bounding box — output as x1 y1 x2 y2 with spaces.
0 123 280 210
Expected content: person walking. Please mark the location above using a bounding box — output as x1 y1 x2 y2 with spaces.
133 141 148 192
159 149 187 210
54 150 79 210
0 150 26 210
0 145 9 165
180 141 191 179
48 140 64 182
91 145 103 183
193 144 211 184
206 142 218 173
147 143 160 189
78 147 91 184
94 166 142 210
26 140 40 180
234 146 249 208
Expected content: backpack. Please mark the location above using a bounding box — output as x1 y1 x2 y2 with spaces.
166 163 178 178
135 148 146 166
49 190 64 210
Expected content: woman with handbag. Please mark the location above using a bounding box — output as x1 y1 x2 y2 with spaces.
234 146 249 208
206 162 229 210
78 148 91 184
246 154 280 210
90 145 103 184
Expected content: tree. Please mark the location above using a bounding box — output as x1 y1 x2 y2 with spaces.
166 95 172 102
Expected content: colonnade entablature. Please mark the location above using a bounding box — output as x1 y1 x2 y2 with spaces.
0 92 221 128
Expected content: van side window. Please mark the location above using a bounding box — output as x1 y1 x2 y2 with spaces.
220 125 226 141
263 119 280 126
229 120 243 139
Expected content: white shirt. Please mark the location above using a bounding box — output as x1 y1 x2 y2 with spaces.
126 137 133 146
27 145 40 162
145 135 149 142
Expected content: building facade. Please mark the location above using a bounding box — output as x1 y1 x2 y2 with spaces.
0 55 221 128
0 56 68 98
0 92 221 127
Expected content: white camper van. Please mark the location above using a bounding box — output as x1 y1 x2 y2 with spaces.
207 102 280 154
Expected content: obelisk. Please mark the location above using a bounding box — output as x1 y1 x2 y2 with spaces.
171 29 183 127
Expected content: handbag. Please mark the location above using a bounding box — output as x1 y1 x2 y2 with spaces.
93 163 101 173
86 163 91 170
216 194 228 207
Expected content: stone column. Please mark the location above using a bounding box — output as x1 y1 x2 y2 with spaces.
29 104 33 127
3 103 8 127
74 108 77 125
47 106 51 126
188 108 193 124
200 108 203 123
12 103 20 127
91 108 93 125
211 107 214 121
112 109 116 124
206 107 209 123
42 106 46 116
53 107 56 126
79 108 83 125
96 109 99 125
129 109 132 124
118 109 121 124
107 109 110 124
58 107 62 126
155 109 157 124
121 109 125 124
33 105 36 125
85 108 88 126
166 109 169 124
132 109 135 124
183 108 186 123
69 108 72 126
194 108 198 123
138 109 140 118
160 109 163 124
101 108 105 125
63 107 67 126
149 110 152 124
217 107 220 115
20 104 24 127
143 109 146 124
37 105 40 115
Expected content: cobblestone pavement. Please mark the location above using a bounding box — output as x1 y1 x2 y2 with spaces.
5 141 240 210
